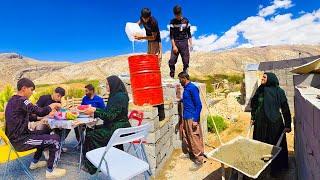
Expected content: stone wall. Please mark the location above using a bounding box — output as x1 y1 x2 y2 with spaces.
128 80 208 176
294 74 320 180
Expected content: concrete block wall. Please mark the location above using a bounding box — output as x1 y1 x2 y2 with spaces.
128 80 208 176
268 68 295 112
294 74 320 180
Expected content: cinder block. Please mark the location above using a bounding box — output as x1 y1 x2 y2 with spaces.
313 108 320 138
304 100 314 131
142 117 160 132
170 115 179 127
172 139 182 149
145 127 174 156
155 145 174 175
160 138 172 160
129 104 158 119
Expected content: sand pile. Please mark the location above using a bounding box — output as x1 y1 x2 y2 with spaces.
210 138 280 177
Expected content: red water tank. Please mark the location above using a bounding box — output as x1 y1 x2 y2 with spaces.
128 54 164 106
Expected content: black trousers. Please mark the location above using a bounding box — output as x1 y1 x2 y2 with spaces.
169 39 190 73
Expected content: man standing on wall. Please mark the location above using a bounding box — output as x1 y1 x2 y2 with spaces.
168 5 192 78
135 8 165 121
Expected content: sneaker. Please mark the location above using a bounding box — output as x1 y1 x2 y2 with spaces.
46 168 67 179
189 162 203 171
179 153 190 159
43 150 49 160
29 161 47 170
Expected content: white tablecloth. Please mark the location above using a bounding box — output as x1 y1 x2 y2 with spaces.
48 117 96 129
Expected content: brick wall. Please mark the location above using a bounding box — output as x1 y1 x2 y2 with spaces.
294 74 320 180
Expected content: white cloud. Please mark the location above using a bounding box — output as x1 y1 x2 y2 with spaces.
192 34 218 51
189 1 320 52
258 0 294 17
160 30 170 42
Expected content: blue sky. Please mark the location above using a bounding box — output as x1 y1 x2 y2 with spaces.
0 0 319 62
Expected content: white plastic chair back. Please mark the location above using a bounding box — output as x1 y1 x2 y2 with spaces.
105 123 151 152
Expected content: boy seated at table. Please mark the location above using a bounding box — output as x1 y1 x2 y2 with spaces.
28 87 66 132
5 78 67 178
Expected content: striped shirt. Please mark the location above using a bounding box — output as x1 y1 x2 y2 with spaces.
169 17 192 40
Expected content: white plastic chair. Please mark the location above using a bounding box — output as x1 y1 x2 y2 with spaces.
86 123 151 180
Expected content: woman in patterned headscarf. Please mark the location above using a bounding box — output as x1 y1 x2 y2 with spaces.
82 75 131 174
250 72 292 176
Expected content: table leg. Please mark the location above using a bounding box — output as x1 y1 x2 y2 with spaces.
221 163 225 180
238 172 243 180
78 126 86 170
57 129 66 165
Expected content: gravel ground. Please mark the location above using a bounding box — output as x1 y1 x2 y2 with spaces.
0 131 147 180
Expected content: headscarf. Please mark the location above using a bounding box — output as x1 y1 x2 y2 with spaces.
251 72 286 122
106 75 128 98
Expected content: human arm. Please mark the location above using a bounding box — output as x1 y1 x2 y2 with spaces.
187 23 192 50
98 97 106 109
84 96 123 123
135 32 157 41
280 90 292 132
23 99 54 117
190 86 202 123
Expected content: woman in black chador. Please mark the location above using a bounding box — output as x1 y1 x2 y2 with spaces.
250 72 291 176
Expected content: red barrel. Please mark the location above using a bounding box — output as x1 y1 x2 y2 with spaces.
128 54 164 106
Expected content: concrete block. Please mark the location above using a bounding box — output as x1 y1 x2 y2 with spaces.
129 104 158 119
156 145 174 172
142 117 160 132
172 139 182 149
170 115 179 127
313 107 320 138
304 100 314 132
160 138 172 160
145 127 174 156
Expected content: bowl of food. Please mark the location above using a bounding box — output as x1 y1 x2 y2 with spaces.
77 105 91 113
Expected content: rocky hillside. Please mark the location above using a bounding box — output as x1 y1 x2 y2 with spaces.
1 45 320 87
0 53 71 88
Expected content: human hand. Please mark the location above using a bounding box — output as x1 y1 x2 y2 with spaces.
49 103 61 111
173 46 178 54
284 128 291 133
40 118 48 125
250 120 255 125
192 121 198 129
84 107 96 116
134 35 143 40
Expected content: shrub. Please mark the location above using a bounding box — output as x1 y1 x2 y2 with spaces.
66 88 85 98
0 84 14 112
207 115 227 133
205 82 214 93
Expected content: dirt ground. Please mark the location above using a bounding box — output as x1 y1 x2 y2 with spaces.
156 112 296 180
